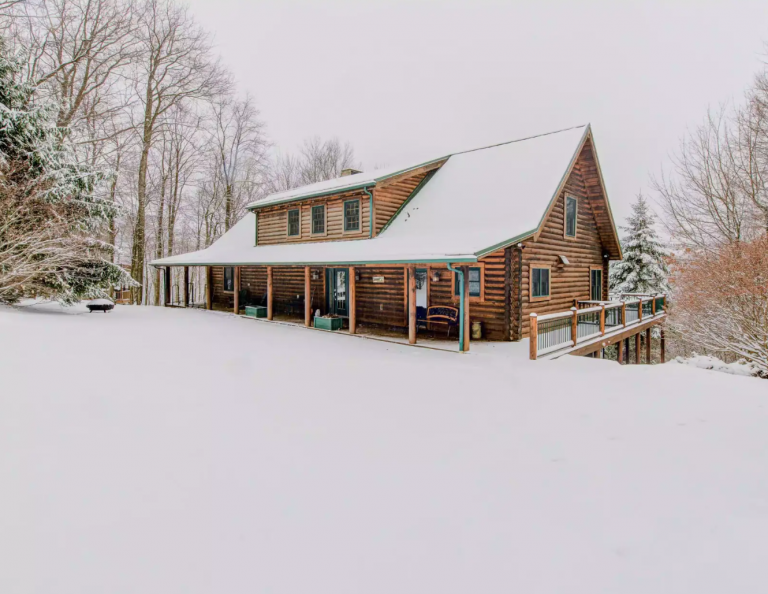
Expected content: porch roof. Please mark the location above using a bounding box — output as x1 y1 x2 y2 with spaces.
151 212 478 266
152 125 607 267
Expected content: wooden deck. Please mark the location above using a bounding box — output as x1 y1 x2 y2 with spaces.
530 294 667 361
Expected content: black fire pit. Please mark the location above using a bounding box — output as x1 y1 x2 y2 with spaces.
87 299 115 313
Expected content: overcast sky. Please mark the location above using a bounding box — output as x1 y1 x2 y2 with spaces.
186 0 768 224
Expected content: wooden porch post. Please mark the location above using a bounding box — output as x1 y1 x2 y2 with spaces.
617 336 623 364
645 327 652 363
660 326 666 363
635 332 641 364
267 266 273 320
350 266 357 335
163 267 171 306
304 266 311 327
621 302 626 326
600 304 606 335
462 266 470 352
183 266 190 307
408 265 416 344
233 266 240 314
206 266 212 310
529 314 538 360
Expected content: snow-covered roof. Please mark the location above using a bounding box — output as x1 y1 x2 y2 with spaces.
247 157 448 210
153 125 601 267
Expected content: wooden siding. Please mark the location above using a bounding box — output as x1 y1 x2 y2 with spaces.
372 171 429 235
256 189 371 246
356 266 407 327
517 146 608 337
580 137 621 258
211 266 324 314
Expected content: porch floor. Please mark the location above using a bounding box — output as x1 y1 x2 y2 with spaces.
231 310 531 358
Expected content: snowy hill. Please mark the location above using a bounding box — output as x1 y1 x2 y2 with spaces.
1 303 766 594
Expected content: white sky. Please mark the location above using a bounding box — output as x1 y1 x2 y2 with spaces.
185 0 768 225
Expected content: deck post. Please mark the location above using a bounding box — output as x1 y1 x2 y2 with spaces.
233 266 240 314
571 307 578 346
183 266 190 307
305 266 311 327
529 314 538 360
462 266 471 352
600 304 606 335
206 266 212 310
267 266 273 320
617 336 623 364
638 298 643 322
163 267 171 306
625 338 630 363
645 327 652 363
350 266 357 335
635 332 641 364
660 326 666 363
652 296 657 316
408 265 416 344
621 302 626 326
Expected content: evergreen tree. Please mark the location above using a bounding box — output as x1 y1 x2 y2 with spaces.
610 194 670 295
0 40 135 304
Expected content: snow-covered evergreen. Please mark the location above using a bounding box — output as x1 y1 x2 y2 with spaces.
0 40 134 304
610 194 670 295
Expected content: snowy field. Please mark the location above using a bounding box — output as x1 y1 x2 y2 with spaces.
1 302 767 594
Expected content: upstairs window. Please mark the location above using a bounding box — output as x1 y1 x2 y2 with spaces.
531 266 550 300
287 209 300 236
312 205 326 235
344 199 360 232
224 266 234 292
565 196 577 238
454 267 482 298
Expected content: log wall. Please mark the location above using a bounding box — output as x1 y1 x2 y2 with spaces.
256 189 371 245
372 172 429 235
517 143 610 337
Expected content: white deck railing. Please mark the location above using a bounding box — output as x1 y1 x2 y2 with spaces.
529 294 667 360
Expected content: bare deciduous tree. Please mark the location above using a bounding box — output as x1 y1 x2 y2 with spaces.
211 93 268 230
653 108 761 251
129 0 228 303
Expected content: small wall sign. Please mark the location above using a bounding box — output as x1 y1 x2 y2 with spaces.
372 276 385 284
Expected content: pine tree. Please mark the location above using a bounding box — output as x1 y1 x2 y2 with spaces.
0 40 135 304
610 194 670 295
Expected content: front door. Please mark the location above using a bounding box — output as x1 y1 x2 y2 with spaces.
590 268 603 301
326 268 349 316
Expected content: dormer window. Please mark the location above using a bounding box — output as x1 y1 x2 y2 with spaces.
311 205 326 235
287 209 300 237
344 199 360 232
565 195 577 238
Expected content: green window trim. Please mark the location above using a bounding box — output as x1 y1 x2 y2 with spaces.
311 204 326 235
454 267 482 298
287 208 300 237
531 267 550 298
343 199 360 232
565 196 577 238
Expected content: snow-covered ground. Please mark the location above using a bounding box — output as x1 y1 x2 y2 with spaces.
1 302 766 594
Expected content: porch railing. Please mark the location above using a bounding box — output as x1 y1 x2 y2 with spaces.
530 294 667 360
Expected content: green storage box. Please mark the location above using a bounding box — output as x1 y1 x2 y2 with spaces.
314 316 343 331
245 305 267 318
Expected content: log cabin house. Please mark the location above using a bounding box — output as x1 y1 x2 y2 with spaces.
151 125 667 360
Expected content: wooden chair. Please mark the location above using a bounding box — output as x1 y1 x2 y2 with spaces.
426 305 460 337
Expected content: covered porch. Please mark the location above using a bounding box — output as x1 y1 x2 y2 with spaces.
155 263 477 352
